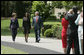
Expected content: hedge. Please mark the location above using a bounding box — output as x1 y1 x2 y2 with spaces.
43 24 62 39
51 24 62 39
44 29 53 37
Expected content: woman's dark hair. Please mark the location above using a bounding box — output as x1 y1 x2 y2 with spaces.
72 6 78 14
63 12 67 17
24 12 30 18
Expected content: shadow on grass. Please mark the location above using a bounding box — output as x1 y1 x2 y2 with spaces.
1 27 35 37
1 28 11 36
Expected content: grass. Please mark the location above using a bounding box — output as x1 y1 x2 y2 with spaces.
1 19 61 37
1 45 27 54
44 21 61 25
1 19 41 37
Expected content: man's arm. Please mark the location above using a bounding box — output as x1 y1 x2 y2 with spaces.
40 17 44 29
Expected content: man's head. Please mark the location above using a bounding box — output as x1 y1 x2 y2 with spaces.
72 6 78 14
35 11 39 16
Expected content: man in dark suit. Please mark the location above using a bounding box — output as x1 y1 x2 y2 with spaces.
65 6 79 54
32 11 44 43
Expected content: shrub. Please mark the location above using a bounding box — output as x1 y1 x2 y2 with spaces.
51 24 62 39
42 24 52 36
45 15 57 21
56 26 62 39
44 29 53 37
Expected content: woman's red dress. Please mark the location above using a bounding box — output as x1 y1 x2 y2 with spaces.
61 18 74 48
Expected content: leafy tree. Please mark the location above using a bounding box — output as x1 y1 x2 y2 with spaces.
52 1 83 11
15 1 25 18
1 1 32 18
23 1 32 13
32 1 53 21
1 1 83 18
62 1 83 11
52 1 63 9
1 1 10 17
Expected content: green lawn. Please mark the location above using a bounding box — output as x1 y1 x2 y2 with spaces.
1 19 61 37
44 21 61 25
1 45 27 54
1 19 40 37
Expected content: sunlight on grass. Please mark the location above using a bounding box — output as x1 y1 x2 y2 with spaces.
1 19 61 37
44 21 61 25
1 45 28 54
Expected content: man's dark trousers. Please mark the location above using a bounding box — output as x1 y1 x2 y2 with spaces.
66 27 79 54
35 29 40 42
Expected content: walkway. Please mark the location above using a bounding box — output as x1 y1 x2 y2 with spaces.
1 36 73 54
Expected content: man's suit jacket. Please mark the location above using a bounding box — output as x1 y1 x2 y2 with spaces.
32 16 43 30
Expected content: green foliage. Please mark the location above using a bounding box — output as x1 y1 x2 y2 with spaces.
1 1 32 18
55 26 62 39
43 21 62 39
51 24 62 39
45 14 57 21
23 1 32 13
1 1 83 18
42 24 52 36
52 24 58 37
32 1 53 21
52 1 83 11
15 1 25 18
32 1 45 14
44 29 53 37
44 21 61 25
62 1 83 11
42 21 61 36
1 1 11 17
44 24 62 39
52 1 63 9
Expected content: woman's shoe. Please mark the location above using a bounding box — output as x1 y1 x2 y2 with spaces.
25 39 28 43
35 40 39 43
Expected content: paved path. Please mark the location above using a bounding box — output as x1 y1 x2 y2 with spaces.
1 36 73 54
1 41 62 54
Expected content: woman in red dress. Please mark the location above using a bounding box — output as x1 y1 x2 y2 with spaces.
61 11 74 54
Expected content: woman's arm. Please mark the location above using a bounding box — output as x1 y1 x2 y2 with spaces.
75 14 80 25
78 18 83 25
32 18 34 26
9 19 12 29
31 17 34 29
28 18 31 29
17 19 19 28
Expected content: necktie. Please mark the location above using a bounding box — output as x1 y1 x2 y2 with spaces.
36 17 38 23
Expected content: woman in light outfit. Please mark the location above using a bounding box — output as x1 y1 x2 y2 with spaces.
75 7 83 54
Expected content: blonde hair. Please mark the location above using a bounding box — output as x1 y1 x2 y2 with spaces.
68 9 73 14
12 13 16 17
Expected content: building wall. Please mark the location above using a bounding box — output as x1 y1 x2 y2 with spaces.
54 8 66 19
